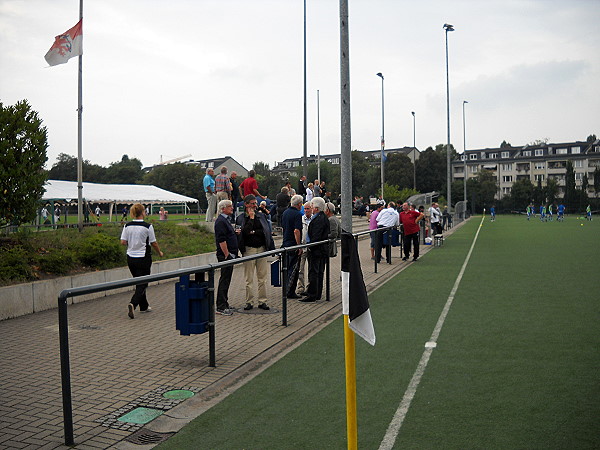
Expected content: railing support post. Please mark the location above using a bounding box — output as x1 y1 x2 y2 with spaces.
58 294 74 446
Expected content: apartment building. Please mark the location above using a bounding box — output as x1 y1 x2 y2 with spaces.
451 140 600 199
272 147 419 178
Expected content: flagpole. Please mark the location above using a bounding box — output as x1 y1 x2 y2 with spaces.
339 1 358 448
76 0 83 232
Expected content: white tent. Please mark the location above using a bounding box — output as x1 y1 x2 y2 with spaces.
42 180 198 204
42 180 198 222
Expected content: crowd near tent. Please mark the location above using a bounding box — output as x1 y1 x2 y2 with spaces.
41 180 198 222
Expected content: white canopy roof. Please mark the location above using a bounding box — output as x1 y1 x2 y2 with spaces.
43 180 198 204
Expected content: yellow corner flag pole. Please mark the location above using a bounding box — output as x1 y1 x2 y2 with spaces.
344 315 358 450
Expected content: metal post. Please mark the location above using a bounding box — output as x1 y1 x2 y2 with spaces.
325 252 330 301
58 294 74 446
463 100 468 213
340 0 352 234
208 269 216 367
302 0 308 178
76 0 84 232
444 23 454 211
281 252 288 326
376 72 385 199
412 111 416 190
317 89 321 183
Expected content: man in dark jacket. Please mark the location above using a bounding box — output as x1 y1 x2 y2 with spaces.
236 195 275 310
281 194 304 299
301 197 330 302
214 200 239 315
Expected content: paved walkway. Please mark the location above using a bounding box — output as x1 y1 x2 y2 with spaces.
0 217 465 449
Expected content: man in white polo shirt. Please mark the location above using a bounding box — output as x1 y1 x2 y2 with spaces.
375 202 399 263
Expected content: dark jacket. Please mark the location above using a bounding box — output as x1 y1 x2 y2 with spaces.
308 211 330 258
215 214 238 259
235 211 275 254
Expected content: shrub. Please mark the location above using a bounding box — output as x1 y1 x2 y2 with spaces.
78 233 126 269
0 246 34 282
38 248 77 275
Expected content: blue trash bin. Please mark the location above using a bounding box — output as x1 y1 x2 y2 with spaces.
175 275 209 336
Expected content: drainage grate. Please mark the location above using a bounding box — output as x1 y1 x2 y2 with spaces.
125 429 174 445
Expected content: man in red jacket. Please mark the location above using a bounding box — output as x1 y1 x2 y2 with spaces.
399 202 424 262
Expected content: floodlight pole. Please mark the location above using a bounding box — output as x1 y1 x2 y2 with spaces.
412 111 416 190
463 100 468 214
444 23 454 210
376 72 385 199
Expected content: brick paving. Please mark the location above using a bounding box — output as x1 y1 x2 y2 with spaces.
0 217 464 449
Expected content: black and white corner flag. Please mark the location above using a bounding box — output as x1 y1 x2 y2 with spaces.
341 232 376 346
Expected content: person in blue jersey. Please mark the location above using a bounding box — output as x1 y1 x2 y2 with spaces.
539 204 546 222
557 203 565 221
547 203 554 221
490 205 496 222
120 203 164 319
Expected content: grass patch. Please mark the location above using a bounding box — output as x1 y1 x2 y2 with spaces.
158 215 600 449
0 220 214 285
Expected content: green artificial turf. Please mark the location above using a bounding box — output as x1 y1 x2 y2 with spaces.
158 215 600 449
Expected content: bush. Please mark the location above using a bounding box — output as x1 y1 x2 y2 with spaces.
78 233 126 269
38 248 77 275
0 246 34 282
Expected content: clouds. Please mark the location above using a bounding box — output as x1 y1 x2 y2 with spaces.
0 0 598 170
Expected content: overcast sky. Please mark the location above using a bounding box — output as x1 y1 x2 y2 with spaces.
1 0 599 171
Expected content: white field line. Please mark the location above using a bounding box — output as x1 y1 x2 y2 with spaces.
378 215 486 450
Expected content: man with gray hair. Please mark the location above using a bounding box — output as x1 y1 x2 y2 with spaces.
214 199 239 315
203 167 217 222
301 196 330 302
281 194 304 298
296 201 313 295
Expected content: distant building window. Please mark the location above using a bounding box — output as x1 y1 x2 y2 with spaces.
556 148 567 155
534 163 545 170
571 147 580 154
460 154 465 161
534 174 545 182
574 160 583 168
501 151 510 158
501 163 513 171
470 165 478 173
575 173 583 181
535 149 544 156
489 153 498 159
523 150 532 157
502 187 511 194
502 175 513 182
329 158 340 164
480 152 486 159
470 154 477 160
208 162 214 168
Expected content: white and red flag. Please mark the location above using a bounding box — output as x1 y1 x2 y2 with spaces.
44 20 83 66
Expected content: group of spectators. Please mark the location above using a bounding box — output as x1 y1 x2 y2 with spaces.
212 188 341 316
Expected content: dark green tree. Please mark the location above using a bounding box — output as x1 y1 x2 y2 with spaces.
105 155 143 184
142 162 203 199
48 153 107 182
500 140 512 148
564 160 577 207
385 152 414 189
593 167 600 194
415 144 453 194
545 178 559 205
508 178 534 211
586 134 597 143
533 178 545 204
0 100 48 226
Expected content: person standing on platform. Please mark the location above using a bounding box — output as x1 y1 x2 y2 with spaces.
297 175 307 199
214 200 239 315
215 166 231 203
281 194 304 299
300 197 330 302
236 195 275 311
399 202 424 262
203 167 217 222
120 203 164 319
375 202 399 264
296 201 313 296
325 202 341 257
239 170 264 200
230 171 240 207
369 200 385 260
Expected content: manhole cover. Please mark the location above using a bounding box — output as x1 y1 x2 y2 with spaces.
117 407 164 424
162 389 195 400
125 429 174 445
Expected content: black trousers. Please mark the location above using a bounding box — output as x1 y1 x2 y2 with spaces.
306 253 327 300
285 250 301 296
403 232 420 259
127 255 152 311
216 255 233 310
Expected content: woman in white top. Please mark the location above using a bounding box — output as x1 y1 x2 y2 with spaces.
305 183 314 202
120 203 163 319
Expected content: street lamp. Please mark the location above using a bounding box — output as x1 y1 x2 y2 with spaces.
317 89 321 183
444 23 454 210
462 100 468 215
376 72 385 199
411 111 416 190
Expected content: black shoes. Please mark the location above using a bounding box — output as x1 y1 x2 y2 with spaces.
299 297 317 303
287 293 301 299
244 303 253 310
128 303 134 319
402 257 409 261
258 303 270 310
413 257 419 261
